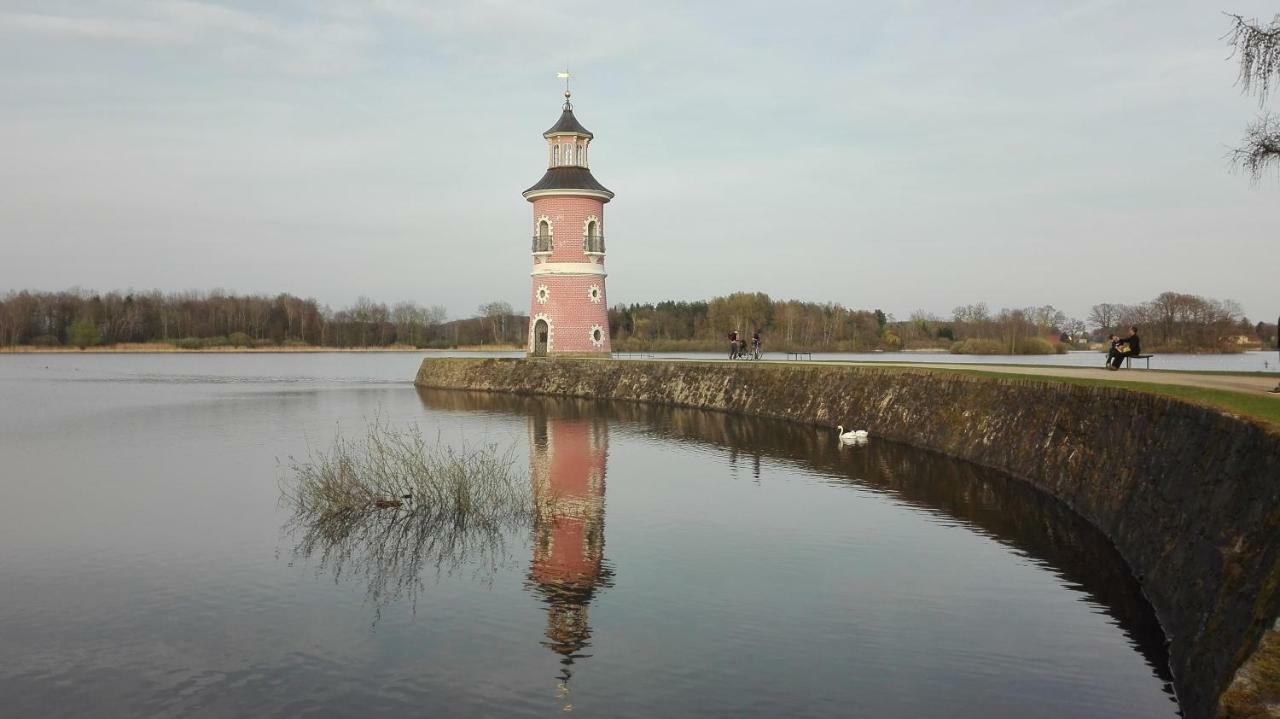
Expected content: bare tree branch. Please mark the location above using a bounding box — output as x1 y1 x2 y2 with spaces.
1231 113 1280 181
1225 12 1280 103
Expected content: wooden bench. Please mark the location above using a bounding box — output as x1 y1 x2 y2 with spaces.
786 351 813 361
1105 353 1154 369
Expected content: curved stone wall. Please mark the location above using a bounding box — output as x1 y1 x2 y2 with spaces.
415 358 1280 719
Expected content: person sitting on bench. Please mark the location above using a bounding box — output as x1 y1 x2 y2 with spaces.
1108 326 1141 370
1103 334 1120 362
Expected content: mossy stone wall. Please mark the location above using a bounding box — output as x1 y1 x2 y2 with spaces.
415 358 1280 718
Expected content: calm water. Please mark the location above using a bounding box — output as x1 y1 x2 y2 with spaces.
0 354 1180 718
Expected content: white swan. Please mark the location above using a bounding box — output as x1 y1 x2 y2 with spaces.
836 425 869 443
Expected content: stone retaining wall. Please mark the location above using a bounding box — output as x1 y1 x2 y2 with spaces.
415 358 1280 718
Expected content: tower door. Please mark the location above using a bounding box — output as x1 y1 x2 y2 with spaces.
533 319 549 357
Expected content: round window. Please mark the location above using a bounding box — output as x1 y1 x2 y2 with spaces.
593 328 603 341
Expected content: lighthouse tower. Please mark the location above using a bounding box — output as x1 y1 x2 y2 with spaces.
524 81 614 357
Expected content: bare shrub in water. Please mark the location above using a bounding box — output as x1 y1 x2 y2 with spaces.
280 419 535 617
283 418 531 521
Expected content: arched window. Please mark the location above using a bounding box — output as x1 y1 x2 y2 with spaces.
584 218 603 253
552 146 559 165
534 219 552 253
566 144 575 165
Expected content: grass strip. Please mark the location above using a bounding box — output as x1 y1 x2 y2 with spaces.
945 368 1280 432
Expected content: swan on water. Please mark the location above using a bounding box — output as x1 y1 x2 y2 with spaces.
836 425 869 442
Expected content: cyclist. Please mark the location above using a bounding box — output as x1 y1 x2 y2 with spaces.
751 330 762 359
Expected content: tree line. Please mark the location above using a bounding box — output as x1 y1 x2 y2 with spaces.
1087 292 1263 352
609 294 888 352
610 295 1081 354
2 288 1269 353
610 291 1269 354
0 290 527 349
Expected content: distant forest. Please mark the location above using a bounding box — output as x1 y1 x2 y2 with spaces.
611 291 1273 354
0 288 1273 354
0 290 523 349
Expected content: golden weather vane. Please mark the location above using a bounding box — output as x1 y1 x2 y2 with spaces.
557 69 572 103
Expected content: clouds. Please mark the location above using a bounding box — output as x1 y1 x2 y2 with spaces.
0 10 178 42
0 1 281 45
0 0 1275 321
0 1 379 75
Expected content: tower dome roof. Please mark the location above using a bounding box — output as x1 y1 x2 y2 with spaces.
525 96 612 201
544 104 593 138
523 166 613 200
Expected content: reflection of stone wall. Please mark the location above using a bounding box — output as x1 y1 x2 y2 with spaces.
415 358 1280 719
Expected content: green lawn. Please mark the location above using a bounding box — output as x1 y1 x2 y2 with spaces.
945 368 1280 433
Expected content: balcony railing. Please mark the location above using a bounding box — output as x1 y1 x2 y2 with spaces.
532 235 553 253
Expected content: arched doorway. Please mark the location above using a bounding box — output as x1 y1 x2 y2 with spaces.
533 319 549 357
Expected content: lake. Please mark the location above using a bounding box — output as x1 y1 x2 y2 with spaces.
0 354 1180 717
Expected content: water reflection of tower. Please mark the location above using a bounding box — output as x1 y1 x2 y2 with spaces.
527 408 612 695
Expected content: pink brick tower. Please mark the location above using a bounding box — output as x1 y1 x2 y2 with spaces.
524 81 614 357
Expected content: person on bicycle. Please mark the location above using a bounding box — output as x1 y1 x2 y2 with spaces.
751 330 762 358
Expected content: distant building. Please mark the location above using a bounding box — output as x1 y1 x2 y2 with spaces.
524 83 614 357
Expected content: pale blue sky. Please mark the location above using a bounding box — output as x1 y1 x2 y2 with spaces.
1 0 1276 322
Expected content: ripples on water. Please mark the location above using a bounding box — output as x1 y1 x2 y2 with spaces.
0 354 1181 717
